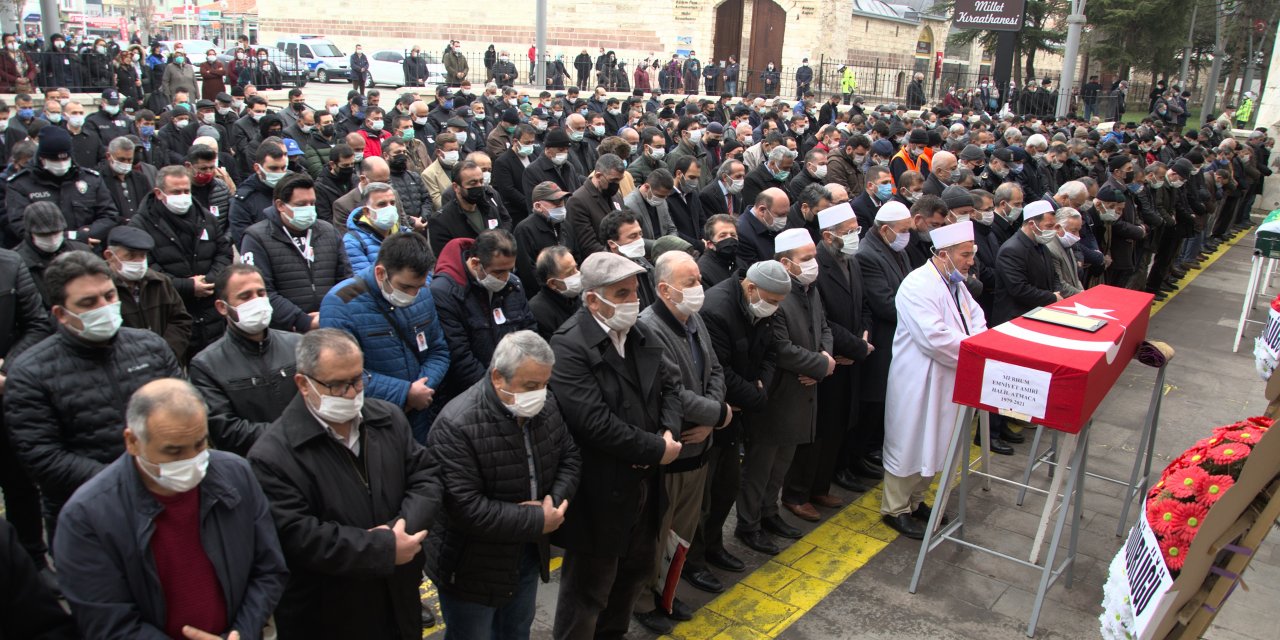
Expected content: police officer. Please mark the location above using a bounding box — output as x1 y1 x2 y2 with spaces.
83 88 131 146
5 127 119 246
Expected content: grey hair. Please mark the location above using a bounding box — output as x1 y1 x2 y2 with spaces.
296 328 360 376
1054 206 1082 225
717 159 744 178
362 181 395 204
654 249 695 284
1026 134 1047 150
490 330 555 379
107 136 136 154
994 182 1023 205
767 145 796 164
1004 129 1023 143
126 379 207 442
1056 180 1086 202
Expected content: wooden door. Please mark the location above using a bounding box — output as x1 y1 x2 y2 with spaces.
747 0 786 96
714 0 744 67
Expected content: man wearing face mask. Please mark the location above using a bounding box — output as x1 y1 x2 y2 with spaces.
383 138 434 224
547 250 683 638
229 142 289 246
742 145 796 211
105 226 191 361
850 166 895 237
825 134 870 198
1099 156 1148 287
695 214 738 288
5 251 181 545
734 187 790 270
890 128 931 184
131 166 233 360
521 128 581 208
321 233 449 443
152 105 197 166
994 199 1062 327
54 378 288 640
343 181 413 274
564 153 625 258
240 173 352 333
623 168 679 250
599 209 659 310
355 106 391 159
6 126 120 248
429 160 512 257
422 131 462 212
697 158 743 218
514 182 572 288
189 264 301 455
14 202 93 307
880 222 987 539
84 88 130 145
922 150 956 197
737 228 833 550
184 144 232 233
528 245 583 339
63 101 104 170
628 127 670 185
1046 207 1085 298
250 328 439 638
229 95 269 175
903 194 948 269
663 117 710 188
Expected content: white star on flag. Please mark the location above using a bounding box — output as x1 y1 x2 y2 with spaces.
1052 302 1117 321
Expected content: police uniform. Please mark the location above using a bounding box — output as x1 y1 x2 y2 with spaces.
4 127 119 244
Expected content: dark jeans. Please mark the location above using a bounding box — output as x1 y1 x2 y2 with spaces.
553 478 659 640
842 400 884 469
0 414 46 565
686 440 740 568
439 545 540 640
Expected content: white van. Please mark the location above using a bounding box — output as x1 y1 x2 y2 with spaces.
275 35 350 83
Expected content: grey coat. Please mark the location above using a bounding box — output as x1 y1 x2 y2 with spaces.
622 187 677 252
1045 236 1083 297
749 278 832 446
638 302 727 466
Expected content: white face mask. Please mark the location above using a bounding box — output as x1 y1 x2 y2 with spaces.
793 258 819 285
593 293 640 332
728 178 745 194
616 237 646 259
230 295 273 334
557 273 583 297
68 114 86 128
43 159 72 176
552 152 569 166
163 193 192 214
33 233 64 253
547 206 567 223
116 257 148 281
138 449 210 493
748 290 778 318
65 301 123 341
110 159 133 175
499 385 547 418
669 284 705 315
306 378 364 423
369 204 398 230
477 269 509 293
441 150 460 166
812 164 828 179
840 232 860 255
1036 228 1056 245
381 276 417 308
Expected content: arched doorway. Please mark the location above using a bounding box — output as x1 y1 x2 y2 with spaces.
747 0 787 96
914 26 934 75
713 0 744 75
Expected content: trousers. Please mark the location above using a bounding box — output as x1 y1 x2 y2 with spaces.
734 442 796 533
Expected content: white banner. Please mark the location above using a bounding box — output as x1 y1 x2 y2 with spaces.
1123 505 1175 639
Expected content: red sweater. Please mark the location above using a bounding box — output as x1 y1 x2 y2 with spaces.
151 488 227 639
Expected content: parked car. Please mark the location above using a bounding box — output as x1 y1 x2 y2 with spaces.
366 49 446 88
215 47 309 88
276 36 350 83
158 39 221 59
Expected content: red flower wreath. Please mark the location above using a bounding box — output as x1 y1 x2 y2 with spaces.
1159 533 1191 572
1169 501 1208 537
1146 497 1183 537
1207 442 1251 465
1165 465 1208 499
1220 424 1266 445
1197 474 1234 507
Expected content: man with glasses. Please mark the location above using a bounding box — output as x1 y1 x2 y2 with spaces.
249 327 440 638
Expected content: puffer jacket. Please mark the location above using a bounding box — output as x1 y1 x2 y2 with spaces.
0 248 52 363
13 238 95 308
429 238 537 407
424 379 580 607
343 206 416 274
319 265 450 442
188 327 302 456
129 192 233 356
239 206 352 333
191 175 233 237
388 167 434 220
3 326 182 508
229 174 277 247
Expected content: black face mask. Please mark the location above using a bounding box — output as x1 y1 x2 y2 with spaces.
463 185 486 204
335 166 354 181
292 102 305 112
321 124 335 137
601 181 620 199
1124 169 1135 184
714 237 738 258
388 155 408 173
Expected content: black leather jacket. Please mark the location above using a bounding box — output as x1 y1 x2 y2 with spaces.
188 326 301 456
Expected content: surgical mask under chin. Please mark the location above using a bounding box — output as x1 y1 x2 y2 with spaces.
138 449 210 493
593 293 640 332
117 257 148 281
306 378 364 423
616 238 646 259
230 295 273 333
381 277 417 307
557 273 583 297
670 284 705 315
66 301 123 341
500 386 547 418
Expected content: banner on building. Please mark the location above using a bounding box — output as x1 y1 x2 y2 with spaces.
952 0 1027 32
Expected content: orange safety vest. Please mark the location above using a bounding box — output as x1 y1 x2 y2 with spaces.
892 147 930 174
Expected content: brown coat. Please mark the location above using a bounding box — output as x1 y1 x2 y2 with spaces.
114 269 193 362
199 60 227 101
0 50 37 93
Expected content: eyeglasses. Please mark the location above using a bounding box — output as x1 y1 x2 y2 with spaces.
306 372 370 396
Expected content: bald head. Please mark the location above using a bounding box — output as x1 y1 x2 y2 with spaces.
566 113 587 130
125 379 207 443
411 100 429 117
192 135 218 151
621 128 640 146
755 187 791 223
360 155 390 182
826 183 849 204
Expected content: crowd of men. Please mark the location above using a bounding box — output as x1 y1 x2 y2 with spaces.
0 31 1276 639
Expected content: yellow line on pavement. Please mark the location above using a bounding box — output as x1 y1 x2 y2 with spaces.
1149 228 1249 316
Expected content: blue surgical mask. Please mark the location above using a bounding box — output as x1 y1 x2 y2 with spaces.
140 125 155 136
1011 163 1024 173
875 183 893 200
18 108 33 119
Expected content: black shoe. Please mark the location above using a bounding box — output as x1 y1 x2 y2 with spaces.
663 595 695 621
851 457 885 479
834 469 879 492
683 565 725 593
989 437 1015 456
633 609 675 634
421 601 436 628
762 514 803 539
882 513 925 540
866 449 883 465
734 529 780 555
706 547 746 572
911 502 950 526
1152 292 1168 301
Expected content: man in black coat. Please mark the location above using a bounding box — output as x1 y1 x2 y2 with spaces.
993 199 1061 325
428 161 513 257
130 166 233 360
698 159 745 218
493 125 538 224
4 250 181 543
735 187 791 271
527 245 582 340
549 252 684 639
514 181 573 289
521 128 582 208
850 166 894 237
697 214 739 289
0 247 53 572
424 331 580 635
249 328 439 640
5 126 120 245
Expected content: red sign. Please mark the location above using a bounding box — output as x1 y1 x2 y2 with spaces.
934 51 943 78
952 286 1153 433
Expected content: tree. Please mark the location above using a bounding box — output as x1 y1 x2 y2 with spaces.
129 0 158 45
933 0 1068 87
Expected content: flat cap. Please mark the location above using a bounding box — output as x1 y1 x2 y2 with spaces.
579 252 647 291
959 144 985 162
746 260 791 294
941 185 973 211
107 225 154 251
24 201 66 234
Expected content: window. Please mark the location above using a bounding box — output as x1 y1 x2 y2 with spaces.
310 44 343 58
298 45 313 59
916 40 932 55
